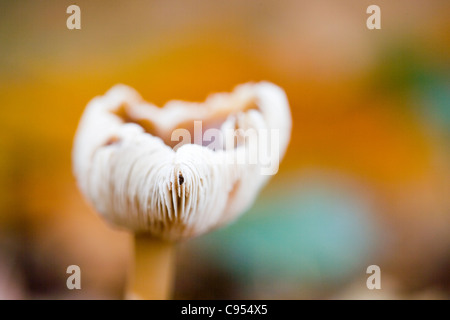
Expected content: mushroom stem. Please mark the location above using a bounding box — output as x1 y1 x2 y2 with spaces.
128 234 175 300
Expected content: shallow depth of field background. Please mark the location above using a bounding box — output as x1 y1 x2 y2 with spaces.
0 0 448 299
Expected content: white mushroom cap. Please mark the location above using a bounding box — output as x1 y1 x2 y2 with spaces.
73 82 291 240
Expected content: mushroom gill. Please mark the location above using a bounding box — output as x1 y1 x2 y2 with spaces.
72 82 291 240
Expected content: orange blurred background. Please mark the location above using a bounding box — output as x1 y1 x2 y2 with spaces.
0 0 448 299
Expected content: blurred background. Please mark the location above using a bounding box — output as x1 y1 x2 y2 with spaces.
0 0 448 299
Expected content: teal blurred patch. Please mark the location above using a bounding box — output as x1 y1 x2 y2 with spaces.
416 72 450 130
370 42 450 129
193 182 380 286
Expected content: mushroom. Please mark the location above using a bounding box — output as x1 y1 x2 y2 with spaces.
72 82 292 299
